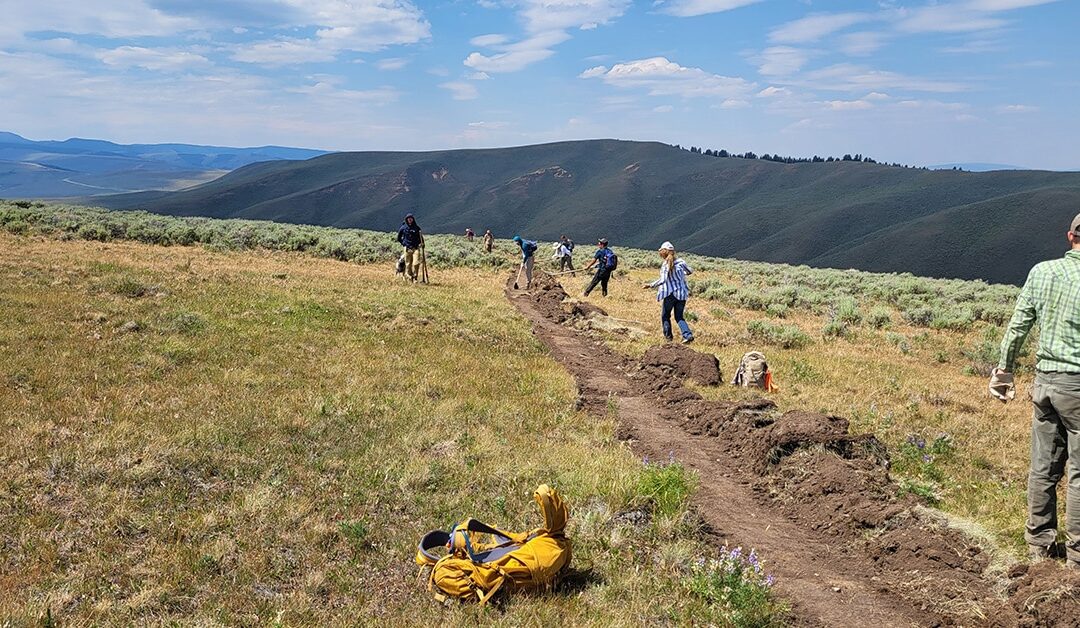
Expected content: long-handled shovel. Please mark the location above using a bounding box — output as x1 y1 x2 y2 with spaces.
512 263 524 290
548 269 578 276
420 245 429 284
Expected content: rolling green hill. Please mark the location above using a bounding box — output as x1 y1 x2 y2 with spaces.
92 139 1080 284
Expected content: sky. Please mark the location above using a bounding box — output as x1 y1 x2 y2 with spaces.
0 0 1077 169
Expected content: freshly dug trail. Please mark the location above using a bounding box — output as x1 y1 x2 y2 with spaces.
507 271 1080 627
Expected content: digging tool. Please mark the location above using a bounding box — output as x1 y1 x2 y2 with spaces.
548 269 578 276
513 263 524 290
420 245 429 284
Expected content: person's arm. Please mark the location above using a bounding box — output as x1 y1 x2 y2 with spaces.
682 260 693 275
645 264 667 289
397 225 405 245
998 279 1037 373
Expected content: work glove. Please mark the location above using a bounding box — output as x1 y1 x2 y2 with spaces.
988 368 1015 403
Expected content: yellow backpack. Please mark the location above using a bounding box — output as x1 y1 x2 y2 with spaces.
415 484 572 605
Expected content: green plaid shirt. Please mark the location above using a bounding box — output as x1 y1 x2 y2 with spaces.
999 250 1080 373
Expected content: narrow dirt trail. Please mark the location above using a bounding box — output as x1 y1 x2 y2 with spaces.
506 272 1080 627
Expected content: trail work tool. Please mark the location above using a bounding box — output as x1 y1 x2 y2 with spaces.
415 484 571 605
513 263 524 289
420 245 429 284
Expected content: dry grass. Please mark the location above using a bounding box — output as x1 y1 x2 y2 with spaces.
0 234 784 626
560 264 1034 554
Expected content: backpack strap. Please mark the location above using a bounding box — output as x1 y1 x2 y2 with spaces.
416 529 452 566
450 518 521 563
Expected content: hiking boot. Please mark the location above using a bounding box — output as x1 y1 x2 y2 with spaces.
1028 544 1055 562
664 335 674 342
681 335 695 344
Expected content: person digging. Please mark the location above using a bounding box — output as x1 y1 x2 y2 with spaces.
991 211 1080 569
512 235 538 290
582 238 615 297
397 213 424 282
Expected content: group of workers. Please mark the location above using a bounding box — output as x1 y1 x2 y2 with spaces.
399 211 1080 568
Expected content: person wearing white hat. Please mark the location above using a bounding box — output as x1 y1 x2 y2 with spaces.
643 241 694 343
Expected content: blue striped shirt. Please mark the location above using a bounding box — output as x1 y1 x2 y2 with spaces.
650 258 692 301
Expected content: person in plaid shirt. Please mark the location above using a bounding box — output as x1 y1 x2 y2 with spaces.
993 211 1080 569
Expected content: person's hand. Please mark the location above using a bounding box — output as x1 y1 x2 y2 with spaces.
988 368 1015 403
642 283 651 290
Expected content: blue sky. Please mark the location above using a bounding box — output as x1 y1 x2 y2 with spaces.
1 0 1076 169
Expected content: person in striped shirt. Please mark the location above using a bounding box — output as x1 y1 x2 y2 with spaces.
643 241 694 344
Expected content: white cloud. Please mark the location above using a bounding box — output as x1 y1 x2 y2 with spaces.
462 1 629 73
467 71 491 80
896 4 1007 33
464 31 570 73
288 81 399 104
797 63 966 92
226 1 431 64
757 86 792 97
718 98 750 109
653 105 674 112
97 46 211 71
658 0 763 18
755 47 811 77
770 13 872 44
467 121 507 128
823 99 873 110
967 0 1061 9
232 39 338 65
580 56 755 99
939 39 1003 53
864 91 890 100
519 0 630 32
440 81 479 100
997 103 1039 113
375 57 410 70
470 34 509 46
838 31 886 56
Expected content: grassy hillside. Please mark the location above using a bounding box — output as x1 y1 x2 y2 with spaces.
88 139 1080 284
0 234 785 625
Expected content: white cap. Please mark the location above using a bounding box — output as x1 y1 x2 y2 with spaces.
659 241 674 251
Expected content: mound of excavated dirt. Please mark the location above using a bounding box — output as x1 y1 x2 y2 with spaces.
511 271 609 324
639 344 722 386
1007 562 1080 627
507 269 1079 626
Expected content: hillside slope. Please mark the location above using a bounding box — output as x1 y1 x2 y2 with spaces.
93 139 1080 284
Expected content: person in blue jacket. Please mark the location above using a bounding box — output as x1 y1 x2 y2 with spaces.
397 213 424 281
643 241 694 343
582 238 614 297
512 235 538 289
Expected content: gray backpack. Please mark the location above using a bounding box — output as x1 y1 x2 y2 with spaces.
733 351 770 388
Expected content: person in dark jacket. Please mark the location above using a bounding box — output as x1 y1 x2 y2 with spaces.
397 214 424 281
582 238 614 297
512 235 538 289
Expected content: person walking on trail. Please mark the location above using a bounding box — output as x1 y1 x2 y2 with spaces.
512 235 538 289
643 241 694 344
482 229 494 253
991 212 1080 569
552 241 574 275
582 238 616 297
465 227 475 242
558 235 575 273
397 213 424 282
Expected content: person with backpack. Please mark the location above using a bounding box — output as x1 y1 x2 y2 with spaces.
643 241 694 343
512 235 538 289
552 241 574 275
397 213 424 282
582 238 616 297
558 235 575 274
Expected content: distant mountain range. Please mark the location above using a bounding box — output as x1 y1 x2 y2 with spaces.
90 139 1080 285
928 163 1026 172
0 132 327 198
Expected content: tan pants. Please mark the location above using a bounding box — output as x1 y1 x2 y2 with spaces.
1028 371 1080 562
404 247 420 280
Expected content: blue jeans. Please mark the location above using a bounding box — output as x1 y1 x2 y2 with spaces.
661 295 692 340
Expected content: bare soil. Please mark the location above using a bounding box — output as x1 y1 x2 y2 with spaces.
507 271 1080 627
